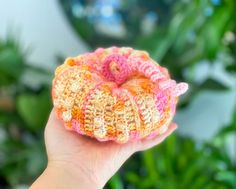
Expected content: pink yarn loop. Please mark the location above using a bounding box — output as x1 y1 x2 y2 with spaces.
102 54 130 85
173 83 189 97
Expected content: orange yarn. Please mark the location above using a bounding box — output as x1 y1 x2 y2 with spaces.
52 47 188 143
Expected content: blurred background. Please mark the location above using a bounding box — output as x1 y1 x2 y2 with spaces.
0 0 235 188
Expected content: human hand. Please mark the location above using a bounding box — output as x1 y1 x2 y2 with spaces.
30 109 177 189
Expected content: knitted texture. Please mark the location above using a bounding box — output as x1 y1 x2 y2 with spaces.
52 47 188 143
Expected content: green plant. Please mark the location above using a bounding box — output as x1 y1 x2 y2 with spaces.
106 1 236 187
135 0 236 108
0 37 52 188
106 109 236 189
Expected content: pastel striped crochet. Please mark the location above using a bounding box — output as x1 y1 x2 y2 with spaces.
52 47 188 143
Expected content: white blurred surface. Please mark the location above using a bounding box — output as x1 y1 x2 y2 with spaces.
0 0 88 69
176 62 236 140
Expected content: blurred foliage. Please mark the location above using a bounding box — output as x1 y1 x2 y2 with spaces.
60 0 236 108
0 0 236 188
59 0 174 46
0 37 52 188
0 37 24 86
106 109 236 189
134 0 236 108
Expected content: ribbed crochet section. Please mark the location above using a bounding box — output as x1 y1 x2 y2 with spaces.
52 47 188 143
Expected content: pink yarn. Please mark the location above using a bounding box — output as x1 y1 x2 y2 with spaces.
102 54 131 85
52 47 188 143
72 119 84 135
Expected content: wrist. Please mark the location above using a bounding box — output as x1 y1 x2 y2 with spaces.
30 161 104 189
51 160 105 188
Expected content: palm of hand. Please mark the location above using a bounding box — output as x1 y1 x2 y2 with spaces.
44 109 177 187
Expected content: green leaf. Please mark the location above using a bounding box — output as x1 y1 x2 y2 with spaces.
26 142 47 178
201 7 233 60
225 64 236 73
152 13 185 61
0 47 24 85
199 78 229 91
142 149 159 183
124 172 140 185
16 90 52 131
108 174 124 189
215 171 236 188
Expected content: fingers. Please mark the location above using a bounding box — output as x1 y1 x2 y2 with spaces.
45 109 177 155
46 109 63 129
47 108 59 125
137 123 178 151
44 108 66 140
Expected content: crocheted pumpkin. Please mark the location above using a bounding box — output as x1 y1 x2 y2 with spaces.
52 47 188 143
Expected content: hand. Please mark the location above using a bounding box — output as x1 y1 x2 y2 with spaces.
30 109 177 189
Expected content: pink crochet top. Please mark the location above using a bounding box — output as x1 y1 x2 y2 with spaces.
52 47 188 143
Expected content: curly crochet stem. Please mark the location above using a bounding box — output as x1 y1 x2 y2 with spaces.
128 57 188 96
128 57 167 82
102 54 131 85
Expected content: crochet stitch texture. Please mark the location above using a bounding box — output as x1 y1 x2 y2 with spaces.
52 47 188 143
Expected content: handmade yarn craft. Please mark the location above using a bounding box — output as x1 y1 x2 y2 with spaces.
52 47 188 143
